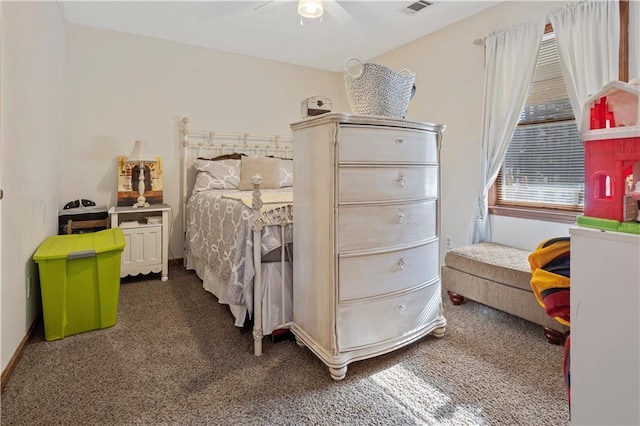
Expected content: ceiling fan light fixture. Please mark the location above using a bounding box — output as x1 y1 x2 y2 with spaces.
298 0 324 19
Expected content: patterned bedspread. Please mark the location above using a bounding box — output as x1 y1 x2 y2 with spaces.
185 188 293 315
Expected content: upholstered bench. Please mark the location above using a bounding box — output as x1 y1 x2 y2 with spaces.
442 242 569 344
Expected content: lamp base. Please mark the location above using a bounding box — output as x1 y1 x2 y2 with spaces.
133 199 150 209
133 194 149 209
133 161 150 208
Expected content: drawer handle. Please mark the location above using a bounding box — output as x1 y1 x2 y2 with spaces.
398 258 407 271
395 138 405 144
68 250 96 260
397 304 406 315
397 175 407 187
397 212 406 224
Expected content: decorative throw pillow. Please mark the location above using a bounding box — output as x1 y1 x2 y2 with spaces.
279 159 293 187
239 156 281 191
192 158 240 194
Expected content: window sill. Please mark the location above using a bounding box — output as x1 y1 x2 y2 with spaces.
489 205 579 224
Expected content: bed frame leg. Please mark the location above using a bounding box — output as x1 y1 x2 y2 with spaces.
253 329 263 356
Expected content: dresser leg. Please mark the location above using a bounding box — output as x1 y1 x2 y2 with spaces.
329 366 347 381
432 326 446 338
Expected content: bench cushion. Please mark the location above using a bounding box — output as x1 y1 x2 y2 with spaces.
443 242 532 292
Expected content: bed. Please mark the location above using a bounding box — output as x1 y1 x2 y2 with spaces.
180 117 293 356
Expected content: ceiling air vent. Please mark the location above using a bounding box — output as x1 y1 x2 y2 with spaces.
402 0 433 15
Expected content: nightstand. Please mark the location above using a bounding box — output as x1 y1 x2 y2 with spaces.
108 204 171 281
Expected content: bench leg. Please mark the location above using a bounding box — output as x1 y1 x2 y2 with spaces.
542 326 566 345
447 291 465 305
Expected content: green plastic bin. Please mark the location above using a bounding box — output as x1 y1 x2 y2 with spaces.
33 228 126 341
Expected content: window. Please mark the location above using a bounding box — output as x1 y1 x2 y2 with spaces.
491 2 630 224
491 31 584 223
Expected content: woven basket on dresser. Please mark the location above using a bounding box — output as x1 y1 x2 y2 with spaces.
343 57 415 118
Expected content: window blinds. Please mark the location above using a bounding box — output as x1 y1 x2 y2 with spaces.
520 36 574 124
500 121 584 208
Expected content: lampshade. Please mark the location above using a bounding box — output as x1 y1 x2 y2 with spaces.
298 0 324 19
127 139 153 162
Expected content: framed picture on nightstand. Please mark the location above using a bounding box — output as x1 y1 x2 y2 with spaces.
116 156 164 206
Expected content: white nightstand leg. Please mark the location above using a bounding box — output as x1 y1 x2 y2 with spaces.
161 209 169 281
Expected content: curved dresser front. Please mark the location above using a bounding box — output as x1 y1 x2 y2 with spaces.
290 113 447 380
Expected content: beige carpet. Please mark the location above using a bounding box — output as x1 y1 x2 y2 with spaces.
1 266 569 425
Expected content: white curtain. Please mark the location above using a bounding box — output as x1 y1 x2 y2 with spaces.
550 0 620 129
471 17 546 244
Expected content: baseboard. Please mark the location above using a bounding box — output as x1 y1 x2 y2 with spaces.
1 314 41 392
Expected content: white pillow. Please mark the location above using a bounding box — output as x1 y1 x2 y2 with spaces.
239 156 281 191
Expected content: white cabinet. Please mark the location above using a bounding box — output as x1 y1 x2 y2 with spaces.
108 204 171 281
570 226 640 425
290 113 447 380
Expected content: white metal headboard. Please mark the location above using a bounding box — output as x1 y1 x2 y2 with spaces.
181 117 293 159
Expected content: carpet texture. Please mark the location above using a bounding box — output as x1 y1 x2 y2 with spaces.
1 266 569 425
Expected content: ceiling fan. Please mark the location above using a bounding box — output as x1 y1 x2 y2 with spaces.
254 0 353 24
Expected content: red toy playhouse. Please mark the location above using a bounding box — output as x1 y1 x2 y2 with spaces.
578 80 640 232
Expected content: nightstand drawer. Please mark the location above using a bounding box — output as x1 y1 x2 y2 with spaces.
121 226 162 273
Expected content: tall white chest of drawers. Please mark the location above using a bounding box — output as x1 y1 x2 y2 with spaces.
291 113 447 380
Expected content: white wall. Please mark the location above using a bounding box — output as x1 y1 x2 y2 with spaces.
64 24 348 260
489 216 572 251
1 2 66 372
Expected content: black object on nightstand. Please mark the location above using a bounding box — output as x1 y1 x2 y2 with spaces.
58 205 109 235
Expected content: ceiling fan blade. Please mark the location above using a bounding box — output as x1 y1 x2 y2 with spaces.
324 0 353 24
253 1 274 11
253 0 290 12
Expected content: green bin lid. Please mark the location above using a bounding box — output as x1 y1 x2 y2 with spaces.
33 228 125 261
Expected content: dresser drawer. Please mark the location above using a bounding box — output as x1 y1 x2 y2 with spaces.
338 280 441 351
338 200 436 252
338 165 437 203
339 240 439 301
338 125 437 164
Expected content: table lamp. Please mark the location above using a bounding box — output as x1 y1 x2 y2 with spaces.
127 140 153 208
